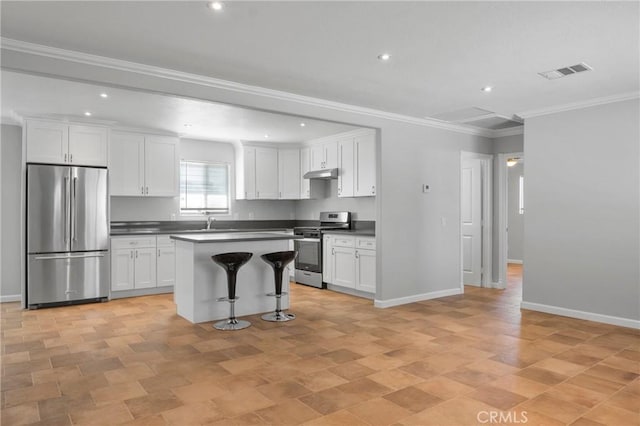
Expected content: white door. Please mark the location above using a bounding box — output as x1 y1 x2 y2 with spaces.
68 125 108 167
323 140 338 169
355 249 376 293
354 133 376 197
145 136 178 196
461 158 483 286
278 148 300 199
255 147 279 199
332 247 355 288
111 249 135 291
134 248 157 289
157 245 176 287
109 132 145 196
244 147 256 199
310 144 324 170
337 138 354 197
26 120 69 164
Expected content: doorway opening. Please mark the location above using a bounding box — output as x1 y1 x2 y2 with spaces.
460 152 493 292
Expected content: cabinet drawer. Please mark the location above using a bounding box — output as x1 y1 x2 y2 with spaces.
356 238 376 250
156 235 175 247
332 235 355 248
111 237 156 250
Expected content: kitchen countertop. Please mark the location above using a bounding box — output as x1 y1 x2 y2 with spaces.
110 228 290 236
170 232 302 243
323 229 376 237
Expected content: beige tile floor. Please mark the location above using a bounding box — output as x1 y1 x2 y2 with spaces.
1 265 638 425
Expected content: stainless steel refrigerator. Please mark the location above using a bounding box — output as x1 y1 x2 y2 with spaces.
26 164 109 309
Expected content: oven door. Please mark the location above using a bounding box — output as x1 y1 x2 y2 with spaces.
294 238 321 273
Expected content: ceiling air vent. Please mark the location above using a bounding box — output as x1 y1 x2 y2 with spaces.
538 62 592 80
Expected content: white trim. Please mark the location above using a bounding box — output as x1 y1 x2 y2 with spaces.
374 288 462 308
492 127 525 138
507 259 523 264
517 91 640 119
1 38 501 137
521 301 640 330
496 152 523 290
0 294 22 303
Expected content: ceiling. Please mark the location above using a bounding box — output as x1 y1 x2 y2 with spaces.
1 1 638 123
0 71 357 143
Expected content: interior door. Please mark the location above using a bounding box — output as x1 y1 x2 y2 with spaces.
461 158 483 286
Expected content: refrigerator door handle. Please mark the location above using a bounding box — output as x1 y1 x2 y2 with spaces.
63 175 69 243
34 253 106 260
71 176 78 241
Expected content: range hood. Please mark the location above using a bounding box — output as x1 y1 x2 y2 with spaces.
303 168 338 179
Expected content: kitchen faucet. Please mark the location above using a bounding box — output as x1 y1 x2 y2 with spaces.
206 215 216 230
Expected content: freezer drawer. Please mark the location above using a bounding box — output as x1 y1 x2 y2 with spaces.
27 252 109 308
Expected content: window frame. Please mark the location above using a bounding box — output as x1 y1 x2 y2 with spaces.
179 160 231 216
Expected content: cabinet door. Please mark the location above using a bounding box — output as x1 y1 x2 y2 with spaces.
337 138 354 198
322 235 333 284
111 249 135 291
278 149 300 199
109 132 145 196
355 133 376 197
255 147 279 199
145 136 178 197
332 247 355 289
134 247 157 289
323 140 338 169
157 245 176 287
68 125 108 167
243 147 256 199
26 120 68 164
300 147 311 199
310 144 324 170
355 249 376 293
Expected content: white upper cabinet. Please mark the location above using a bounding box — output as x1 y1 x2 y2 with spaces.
278 148 300 200
354 132 376 197
255 147 279 199
26 119 108 167
145 136 179 196
300 147 311 199
109 131 178 197
310 139 337 169
337 137 355 198
243 147 257 199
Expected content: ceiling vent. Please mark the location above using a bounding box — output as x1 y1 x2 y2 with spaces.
538 62 592 80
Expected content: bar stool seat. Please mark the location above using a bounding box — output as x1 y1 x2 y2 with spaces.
211 252 253 330
260 250 297 322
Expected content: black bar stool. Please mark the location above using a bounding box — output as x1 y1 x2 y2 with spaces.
211 252 253 330
260 250 297 322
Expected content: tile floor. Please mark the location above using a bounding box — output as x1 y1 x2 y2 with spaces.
1 265 639 425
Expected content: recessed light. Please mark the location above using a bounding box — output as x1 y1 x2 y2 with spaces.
300 123 306 127
207 1 223 11
264 134 270 139
184 124 192 128
84 111 92 116
481 86 493 93
377 53 391 61
99 93 108 98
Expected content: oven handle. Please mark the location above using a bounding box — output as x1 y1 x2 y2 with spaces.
295 238 321 243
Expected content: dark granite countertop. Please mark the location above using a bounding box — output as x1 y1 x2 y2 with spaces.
110 228 290 236
323 229 376 237
171 232 302 243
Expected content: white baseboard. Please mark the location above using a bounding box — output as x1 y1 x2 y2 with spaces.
375 288 462 308
521 301 640 329
0 294 22 303
507 259 523 264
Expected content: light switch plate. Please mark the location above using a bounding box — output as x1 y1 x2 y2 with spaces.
422 184 431 193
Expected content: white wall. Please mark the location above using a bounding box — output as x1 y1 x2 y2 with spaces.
295 179 376 221
523 99 639 324
1 124 23 300
507 161 524 261
110 137 296 221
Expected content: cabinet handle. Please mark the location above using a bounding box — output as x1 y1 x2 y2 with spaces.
141 186 144 195
372 185 375 194
64 153 68 163
145 187 149 195
279 191 282 198
331 248 335 255
70 154 73 163
257 191 260 198
135 250 138 258
158 249 161 257
130 251 134 259
355 250 359 259
338 188 341 195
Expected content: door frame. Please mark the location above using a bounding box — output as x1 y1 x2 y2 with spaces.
496 151 524 290
460 151 493 291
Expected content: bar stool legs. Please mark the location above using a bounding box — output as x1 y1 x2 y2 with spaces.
260 251 297 322
211 252 253 331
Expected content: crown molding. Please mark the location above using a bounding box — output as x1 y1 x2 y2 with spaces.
491 126 525 138
1 38 499 138
517 91 640 119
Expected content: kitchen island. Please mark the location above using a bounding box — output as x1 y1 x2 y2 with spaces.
171 232 301 324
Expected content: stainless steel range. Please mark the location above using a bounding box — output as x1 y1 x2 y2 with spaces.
294 211 351 288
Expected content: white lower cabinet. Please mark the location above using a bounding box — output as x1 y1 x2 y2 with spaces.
324 234 376 295
111 235 175 294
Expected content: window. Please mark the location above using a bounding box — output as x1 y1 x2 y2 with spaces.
180 161 230 214
519 175 524 215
